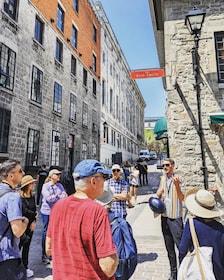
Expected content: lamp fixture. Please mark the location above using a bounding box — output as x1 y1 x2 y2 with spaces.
185 7 206 35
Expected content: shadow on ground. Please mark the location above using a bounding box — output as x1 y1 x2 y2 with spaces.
137 252 158 263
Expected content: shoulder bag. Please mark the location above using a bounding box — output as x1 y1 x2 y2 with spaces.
177 218 216 280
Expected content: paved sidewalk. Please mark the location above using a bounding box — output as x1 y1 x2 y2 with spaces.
29 165 171 280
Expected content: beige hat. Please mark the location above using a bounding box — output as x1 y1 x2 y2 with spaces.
95 181 114 206
49 169 62 178
21 175 36 188
185 189 222 219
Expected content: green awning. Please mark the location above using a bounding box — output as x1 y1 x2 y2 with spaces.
154 117 168 140
209 113 224 124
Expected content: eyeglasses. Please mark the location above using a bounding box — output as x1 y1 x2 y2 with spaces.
112 169 120 173
162 163 171 168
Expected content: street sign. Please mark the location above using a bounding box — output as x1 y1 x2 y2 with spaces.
130 68 165 79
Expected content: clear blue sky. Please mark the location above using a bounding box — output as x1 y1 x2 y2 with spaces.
94 0 166 118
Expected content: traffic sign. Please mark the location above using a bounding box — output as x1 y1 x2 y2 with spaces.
130 68 165 79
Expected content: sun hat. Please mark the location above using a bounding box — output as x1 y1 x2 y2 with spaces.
111 164 121 171
73 159 111 180
21 175 36 189
185 189 222 219
95 181 115 206
49 169 62 178
185 187 200 198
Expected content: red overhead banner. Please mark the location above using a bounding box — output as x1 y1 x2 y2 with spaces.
130 68 165 79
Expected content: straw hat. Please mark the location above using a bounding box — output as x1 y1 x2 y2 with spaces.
21 175 36 189
185 189 222 219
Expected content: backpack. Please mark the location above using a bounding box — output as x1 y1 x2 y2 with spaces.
109 212 137 280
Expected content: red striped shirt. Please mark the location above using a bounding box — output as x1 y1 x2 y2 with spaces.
47 195 117 279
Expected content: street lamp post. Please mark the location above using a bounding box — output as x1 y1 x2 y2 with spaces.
185 7 208 189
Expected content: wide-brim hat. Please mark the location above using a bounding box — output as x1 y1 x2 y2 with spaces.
185 189 222 219
95 181 114 206
49 169 62 178
21 175 36 188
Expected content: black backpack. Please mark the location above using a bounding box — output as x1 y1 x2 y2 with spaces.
109 212 138 280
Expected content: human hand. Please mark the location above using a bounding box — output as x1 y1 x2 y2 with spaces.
30 221 36 232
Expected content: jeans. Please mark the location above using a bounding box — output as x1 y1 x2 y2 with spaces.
161 216 183 274
41 213 49 258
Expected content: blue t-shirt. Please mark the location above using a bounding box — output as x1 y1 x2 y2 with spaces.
0 183 23 262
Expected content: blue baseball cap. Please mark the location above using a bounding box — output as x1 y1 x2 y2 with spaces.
73 159 111 180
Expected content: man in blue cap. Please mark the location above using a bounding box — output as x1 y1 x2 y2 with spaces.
46 159 118 280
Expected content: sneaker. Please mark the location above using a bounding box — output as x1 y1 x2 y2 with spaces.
42 256 50 265
26 268 34 278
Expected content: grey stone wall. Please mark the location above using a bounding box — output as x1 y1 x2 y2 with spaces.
162 0 224 198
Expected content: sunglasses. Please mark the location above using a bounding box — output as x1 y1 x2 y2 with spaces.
112 169 120 173
162 163 171 168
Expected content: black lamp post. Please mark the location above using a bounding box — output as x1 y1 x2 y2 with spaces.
185 7 208 189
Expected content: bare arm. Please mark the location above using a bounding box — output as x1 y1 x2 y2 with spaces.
173 176 184 201
99 254 118 278
46 236 52 256
114 191 128 201
10 217 29 238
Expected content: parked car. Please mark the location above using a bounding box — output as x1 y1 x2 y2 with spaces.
149 151 157 160
139 150 150 161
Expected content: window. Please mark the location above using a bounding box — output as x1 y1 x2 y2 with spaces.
55 38 63 63
31 65 43 104
70 93 76 121
51 130 60 166
215 32 224 83
71 55 77 76
92 109 97 132
0 43 16 91
81 143 87 160
53 82 62 114
57 4 64 32
34 16 44 45
102 52 105 64
82 102 88 127
92 143 97 158
73 0 79 13
71 25 77 48
93 24 97 43
83 68 87 86
92 54 97 72
102 79 106 105
3 0 19 21
25 128 40 166
0 108 10 153
92 79 96 97
110 88 113 113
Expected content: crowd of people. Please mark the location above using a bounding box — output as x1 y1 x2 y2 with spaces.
0 157 223 280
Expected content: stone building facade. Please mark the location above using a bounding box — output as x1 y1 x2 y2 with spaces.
94 2 146 166
149 0 224 196
0 0 145 176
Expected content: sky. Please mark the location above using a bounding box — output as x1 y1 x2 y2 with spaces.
94 0 166 118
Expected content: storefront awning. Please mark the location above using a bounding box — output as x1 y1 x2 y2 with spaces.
154 117 168 140
209 112 224 124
